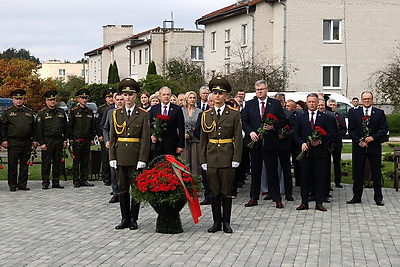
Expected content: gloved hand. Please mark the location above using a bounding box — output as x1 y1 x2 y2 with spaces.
201 163 207 171
232 161 240 168
136 161 146 170
109 160 117 169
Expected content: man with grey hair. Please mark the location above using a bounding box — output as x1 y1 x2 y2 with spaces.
197 86 210 111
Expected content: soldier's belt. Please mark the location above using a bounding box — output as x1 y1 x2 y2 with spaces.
209 138 233 144
117 137 140 142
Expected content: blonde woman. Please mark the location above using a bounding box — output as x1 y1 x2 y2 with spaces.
181 91 202 176
148 94 160 111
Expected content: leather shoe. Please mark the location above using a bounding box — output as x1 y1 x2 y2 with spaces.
375 200 384 206
18 186 30 191
104 181 111 186
52 184 64 189
74 184 80 188
115 219 130 230
323 198 331 203
10 188 17 192
296 203 309 210
285 195 294 201
129 220 138 230
347 198 361 204
276 202 284 209
109 196 119 203
263 193 272 200
80 182 94 187
315 204 327 211
335 184 343 188
42 186 49 190
223 222 233 234
245 199 258 207
200 199 211 205
208 223 222 233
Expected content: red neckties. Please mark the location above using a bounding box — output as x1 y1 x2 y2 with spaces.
310 111 315 129
163 106 168 116
261 101 265 119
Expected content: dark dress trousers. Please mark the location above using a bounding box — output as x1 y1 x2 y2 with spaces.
294 111 334 205
149 103 185 157
242 97 287 202
348 107 388 202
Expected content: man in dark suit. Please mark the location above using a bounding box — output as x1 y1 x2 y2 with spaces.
242 80 287 208
196 86 210 111
149 86 185 157
294 93 334 211
109 78 150 230
200 76 242 234
347 91 388 206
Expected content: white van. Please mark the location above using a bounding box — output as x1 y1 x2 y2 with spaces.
244 91 353 116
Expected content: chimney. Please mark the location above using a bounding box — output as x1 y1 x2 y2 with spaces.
103 25 134 45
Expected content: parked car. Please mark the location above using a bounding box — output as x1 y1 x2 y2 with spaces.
0 98 13 116
58 101 68 113
86 102 98 118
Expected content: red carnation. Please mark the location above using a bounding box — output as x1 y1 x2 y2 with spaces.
77 138 84 142
362 115 371 121
315 126 327 136
267 113 278 122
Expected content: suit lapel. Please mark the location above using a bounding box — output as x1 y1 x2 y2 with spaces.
218 107 229 125
126 106 139 126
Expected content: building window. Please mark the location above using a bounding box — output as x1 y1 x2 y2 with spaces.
225 47 231 59
139 50 142 65
58 69 66 76
211 32 216 51
145 48 149 63
132 51 136 65
241 24 248 46
191 46 203 61
225 30 231 42
322 65 341 89
323 20 341 42
225 63 230 75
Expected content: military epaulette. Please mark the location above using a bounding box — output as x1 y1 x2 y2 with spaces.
203 109 212 113
4 106 13 111
86 106 93 111
115 107 123 111
138 107 148 113
227 105 239 112
39 107 46 112
23 105 33 111
71 106 78 111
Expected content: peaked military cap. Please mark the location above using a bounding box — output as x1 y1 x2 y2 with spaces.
10 89 26 98
75 88 90 97
43 90 58 100
118 78 140 94
209 76 232 93
103 88 114 98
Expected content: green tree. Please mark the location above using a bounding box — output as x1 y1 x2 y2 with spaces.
147 61 157 75
107 61 120 84
0 47 40 64
165 57 204 93
113 61 120 83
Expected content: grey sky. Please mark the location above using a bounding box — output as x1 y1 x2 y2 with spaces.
0 0 233 62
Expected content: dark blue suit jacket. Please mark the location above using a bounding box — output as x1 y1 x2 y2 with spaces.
149 103 185 152
242 97 287 149
196 101 209 111
348 107 388 155
294 110 335 158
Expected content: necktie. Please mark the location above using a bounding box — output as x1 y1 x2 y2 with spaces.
127 109 131 118
310 111 315 129
365 109 369 116
217 108 221 118
202 103 206 111
261 101 265 119
163 106 168 116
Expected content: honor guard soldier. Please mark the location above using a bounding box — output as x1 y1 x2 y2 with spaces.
109 78 150 230
69 88 96 187
0 89 38 191
200 76 243 234
36 90 68 189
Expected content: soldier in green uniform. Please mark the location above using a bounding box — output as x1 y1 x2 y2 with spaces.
97 88 114 186
200 76 243 234
36 90 68 189
109 78 150 230
69 88 96 187
0 89 38 191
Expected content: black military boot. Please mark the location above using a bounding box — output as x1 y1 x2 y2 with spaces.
222 197 233 234
130 198 140 230
207 196 222 233
115 193 130 229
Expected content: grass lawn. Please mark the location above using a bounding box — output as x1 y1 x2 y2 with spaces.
341 142 397 154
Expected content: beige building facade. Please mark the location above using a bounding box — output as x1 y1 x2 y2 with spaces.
84 25 203 84
38 60 88 83
196 0 400 99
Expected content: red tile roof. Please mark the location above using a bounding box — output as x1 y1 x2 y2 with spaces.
84 27 160 56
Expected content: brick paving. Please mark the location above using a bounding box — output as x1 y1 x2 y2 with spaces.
0 180 400 266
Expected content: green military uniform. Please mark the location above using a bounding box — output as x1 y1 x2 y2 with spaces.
36 90 68 189
109 77 150 230
69 88 96 187
0 89 36 191
200 76 243 234
97 88 114 186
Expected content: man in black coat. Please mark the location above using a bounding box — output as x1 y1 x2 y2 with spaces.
149 86 185 157
242 80 287 208
294 93 334 211
347 91 388 206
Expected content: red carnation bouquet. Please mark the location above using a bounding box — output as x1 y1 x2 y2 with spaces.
247 113 278 148
279 124 291 139
296 126 327 161
151 114 169 150
360 115 371 143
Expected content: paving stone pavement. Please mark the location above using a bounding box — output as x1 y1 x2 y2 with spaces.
0 179 400 267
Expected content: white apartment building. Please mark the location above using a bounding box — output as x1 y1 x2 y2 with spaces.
84 24 204 84
196 0 400 99
38 60 88 83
